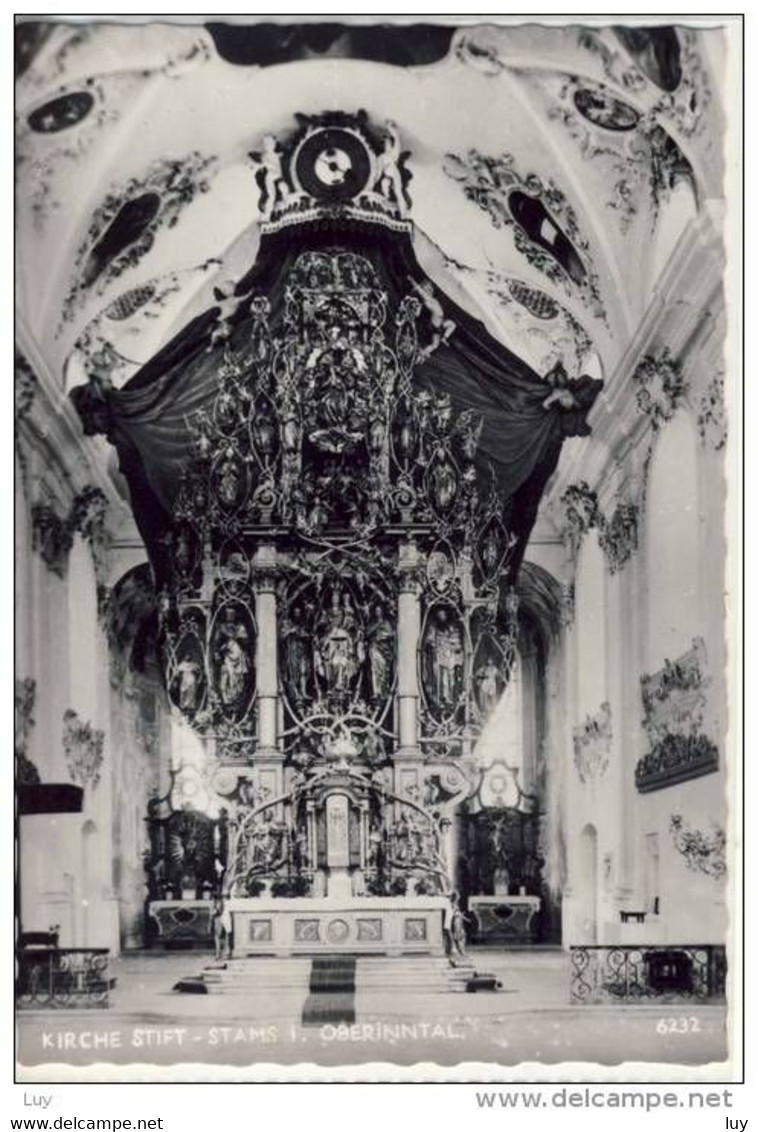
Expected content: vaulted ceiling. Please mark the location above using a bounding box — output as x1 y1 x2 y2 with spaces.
16 20 725 409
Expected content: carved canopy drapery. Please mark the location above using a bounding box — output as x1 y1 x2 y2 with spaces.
70 113 602 592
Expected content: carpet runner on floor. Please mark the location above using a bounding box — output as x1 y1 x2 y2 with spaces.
301 955 356 1026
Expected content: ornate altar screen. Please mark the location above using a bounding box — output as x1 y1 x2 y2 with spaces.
73 112 600 946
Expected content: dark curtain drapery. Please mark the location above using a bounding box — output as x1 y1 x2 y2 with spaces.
71 218 602 577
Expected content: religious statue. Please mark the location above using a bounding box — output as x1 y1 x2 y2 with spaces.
314 588 364 701
366 603 394 701
425 608 464 712
251 402 277 462
281 604 312 702
173 655 203 714
249 135 290 221
305 323 369 452
173 526 195 575
475 657 502 718
281 400 301 457
480 524 503 576
216 449 244 509
393 399 417 467
430 456 458 513
214 607 252 710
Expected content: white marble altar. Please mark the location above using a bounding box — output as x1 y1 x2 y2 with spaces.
228 895 446 956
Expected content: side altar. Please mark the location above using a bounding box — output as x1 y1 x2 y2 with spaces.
85 114 600 950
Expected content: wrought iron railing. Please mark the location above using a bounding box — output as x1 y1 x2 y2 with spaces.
570 945 726 1004
16 948 111 1009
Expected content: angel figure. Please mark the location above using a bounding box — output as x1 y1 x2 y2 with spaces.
407 276 456 361
374 120 407 213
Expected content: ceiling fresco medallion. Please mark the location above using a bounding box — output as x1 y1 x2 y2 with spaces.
573 87 640 131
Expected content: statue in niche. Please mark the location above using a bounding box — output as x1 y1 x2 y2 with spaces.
430 457 457 513
173 655 203 714
251 402 277 463
173 526 195 576
315 588 364 700
393 399 417 467
216 449 244 509
215 389 239 433
281 603 312 702
480 523 503 576
249 134 290 221
475 657 503 719
425 608 464 712
306 324 368 452
367 412 385 460
214 607 252 710
281 400 300 458
366 603 394 701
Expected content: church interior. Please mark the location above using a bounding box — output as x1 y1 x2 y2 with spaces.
14 19 737 1072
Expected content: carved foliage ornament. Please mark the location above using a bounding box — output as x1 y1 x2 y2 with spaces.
697 371 727 452
598 501 639 575
559 483 638 574
62 709 105 790
573 701 612 784
559 481 602 546
15 678 40 785
632 348 688 428
15 352 37 423
669 814 726 880
31 486 109 579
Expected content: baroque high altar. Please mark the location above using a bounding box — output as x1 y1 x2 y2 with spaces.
75 112 601 954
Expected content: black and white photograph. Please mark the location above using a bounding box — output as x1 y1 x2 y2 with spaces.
13 14 743 1083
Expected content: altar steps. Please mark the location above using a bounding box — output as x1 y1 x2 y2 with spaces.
192 955 475 996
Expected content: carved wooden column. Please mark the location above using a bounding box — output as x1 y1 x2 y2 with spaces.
251 546 282 800
396 539 422 759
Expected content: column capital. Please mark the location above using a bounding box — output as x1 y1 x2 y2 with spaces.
251 544 279 593
251 567 280 594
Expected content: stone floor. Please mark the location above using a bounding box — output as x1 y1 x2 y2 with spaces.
16 948 730 1077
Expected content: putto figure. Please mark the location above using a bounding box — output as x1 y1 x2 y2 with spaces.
249 134 290 221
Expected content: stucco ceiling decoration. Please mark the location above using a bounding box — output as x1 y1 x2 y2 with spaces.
16 20 723 406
